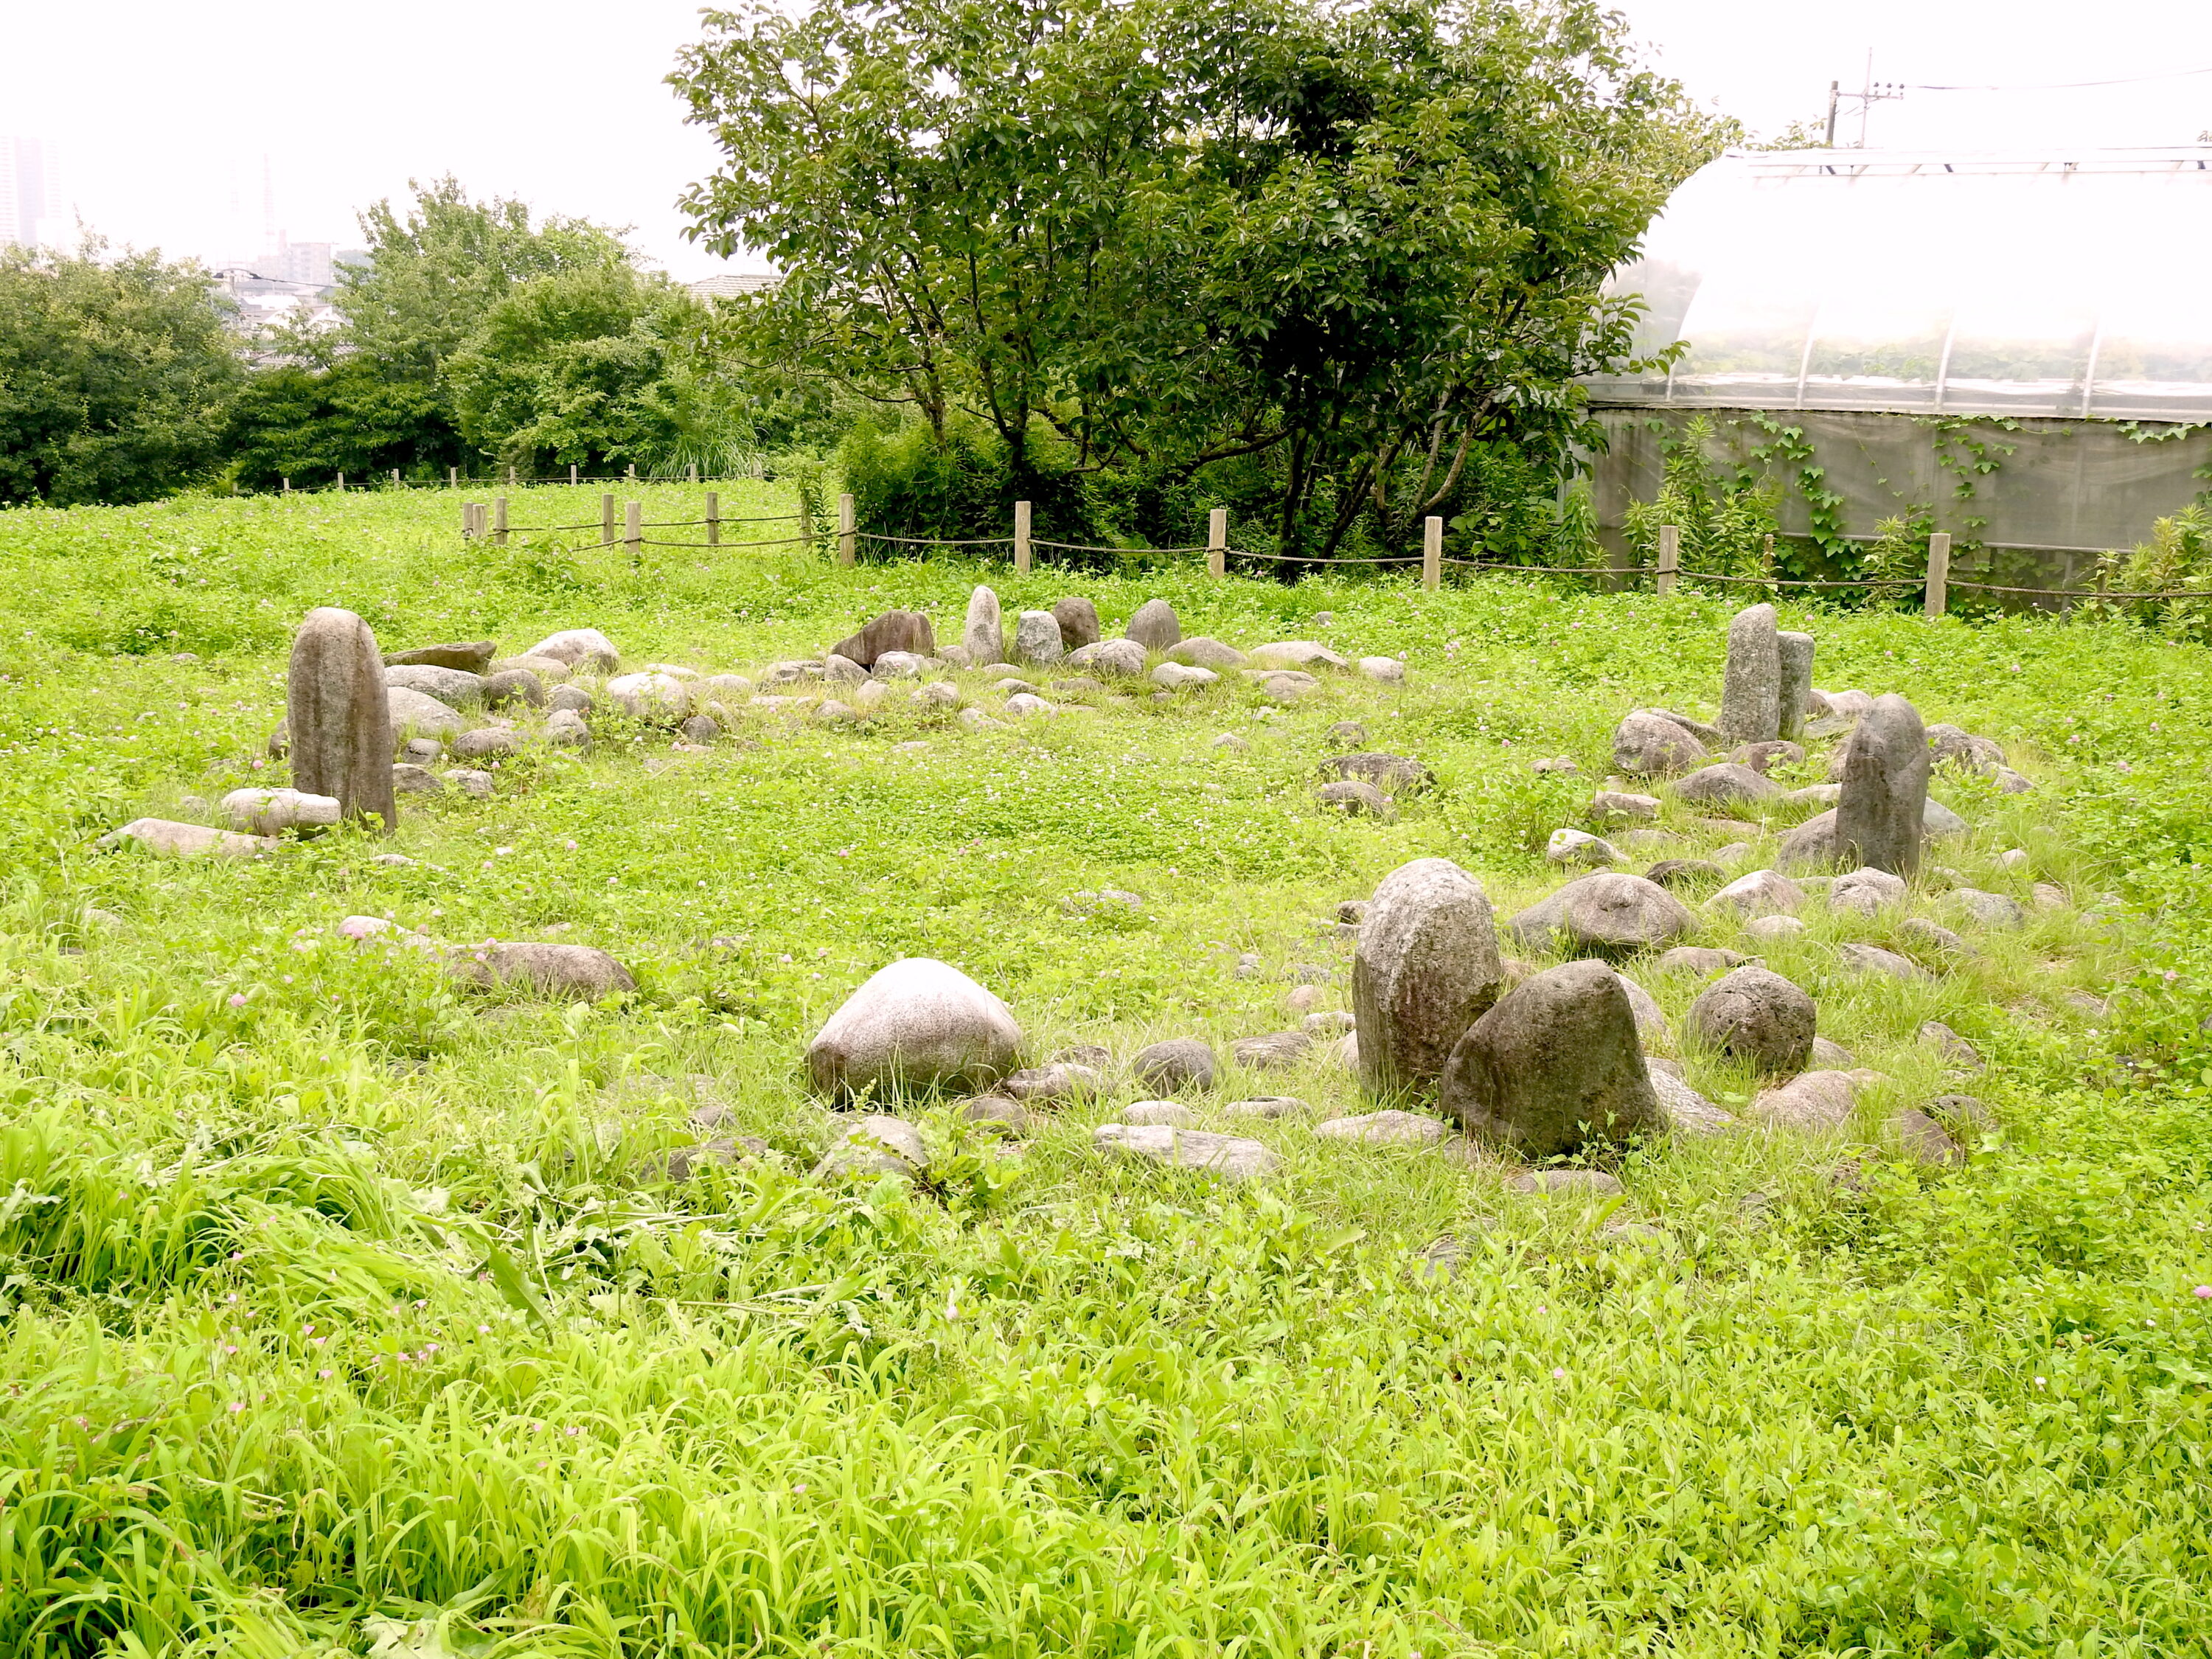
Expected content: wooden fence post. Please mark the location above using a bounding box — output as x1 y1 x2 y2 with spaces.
1655 524 1680 595
448 466 458 490
462 501 474 540
493 497 509 547
1423 516 1442 591
687 462 698 485
569 463 579 487
626 464 636 482
282 477 291 494
600 494 616 546
391 468 400 487
336 471 346 491
706 490 720 548
1924 532 1952 619
625 501 642 562
797 490 814 552
1014 500 1032 574
507 465 517 489
1208 507 1227 578
837 493 857 567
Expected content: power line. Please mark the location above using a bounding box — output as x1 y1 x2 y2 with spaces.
1909 64 2212 92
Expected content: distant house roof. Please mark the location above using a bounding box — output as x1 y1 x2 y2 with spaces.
689 273 781 301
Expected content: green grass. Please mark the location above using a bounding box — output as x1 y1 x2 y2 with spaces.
1 484 2210 1657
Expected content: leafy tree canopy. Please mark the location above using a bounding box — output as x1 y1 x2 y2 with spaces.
672 0 1726 557
0 240 243 507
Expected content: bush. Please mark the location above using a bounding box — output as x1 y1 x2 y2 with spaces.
838 419 1097 555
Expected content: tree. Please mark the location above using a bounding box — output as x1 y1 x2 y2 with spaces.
671 0 1724 557
443 265 757 475
0 240 243 506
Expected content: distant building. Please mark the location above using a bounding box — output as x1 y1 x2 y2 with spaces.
0 136 63 249
689 272 780 302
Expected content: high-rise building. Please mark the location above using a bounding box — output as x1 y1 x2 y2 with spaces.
0 137 60 250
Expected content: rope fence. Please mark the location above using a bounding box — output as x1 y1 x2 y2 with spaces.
451 490 2212 616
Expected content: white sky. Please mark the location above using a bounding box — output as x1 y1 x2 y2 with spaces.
6 0 2212 279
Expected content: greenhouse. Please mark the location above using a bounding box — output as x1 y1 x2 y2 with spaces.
1587 147 2212 576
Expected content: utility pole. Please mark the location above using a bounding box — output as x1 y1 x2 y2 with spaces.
1826 52 1905 147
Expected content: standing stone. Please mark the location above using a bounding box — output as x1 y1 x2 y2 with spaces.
1353 858 1506 1099
830 610 936 668
1125 599 1181 650
1437 960 1662 1158
1014 610 1065 664
962 587 1004 665
1834 694 1929 877
1717 604 1781 745
288 608 397 832
804 959 1023 1098
1776 631 1815 742
1051 597 1101 650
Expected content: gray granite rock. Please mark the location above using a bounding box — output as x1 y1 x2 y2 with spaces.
291 607 399 831
1687 964 1816 1075
1125 599 1181 650
804 959 1023 1097
1318 780 1392 817
1014 611 1065 664
1123 1099 1196 1127
1776 631 1815 742
1674 762 1783 807
1750 1069 1860 1131
1067 639 1147 678
1314 1110 1450 1145
1718 604 1781 745
1657 945 1747 975
1920 1020 1983 1068
1834 694 1929 876
1546 828 1624 868
481 668 546 709
1169 637 1248 669
1050 597 1100 649
1837 942 1929 982
1093 1124 1279 1180
385 664 484 703
451 942 636 999
386 641 497 674
1352 858 1504 1099
1318 753 1435 793
1507 872 1697 958
1829 866 1907 917
1133 1037 1217 1093
1710 869 1806 917
962 587 1004 664
814 1114 930 1180
1613 712 1709 776
549 684 594 714
830 610 936 668
1438 959 1663 1158
524 629 619 670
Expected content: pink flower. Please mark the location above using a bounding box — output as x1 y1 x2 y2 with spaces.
564 839 577 850
228 1401 244 1413
228 992 248 1007
2195 1286 2212 1299
1551 1368 1566 1380
319 1368 333 1379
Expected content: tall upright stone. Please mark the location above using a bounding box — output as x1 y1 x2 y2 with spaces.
1717 603 1781 745
1051 597 1101 650
1125 599 1181 650
1834 693 1929 875
288 608 397 832
1776 631 1815 742
1352 858 1506 1099
962 586 1004 664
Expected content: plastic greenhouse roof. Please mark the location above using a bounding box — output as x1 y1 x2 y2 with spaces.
1587 147 2212 421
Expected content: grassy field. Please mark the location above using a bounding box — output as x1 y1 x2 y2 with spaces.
1 484 2210 1658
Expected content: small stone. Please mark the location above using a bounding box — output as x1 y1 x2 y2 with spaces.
813 700 858 724
813 1114 930 1180
220 787 341 836
2062 991 2110 1018
451 942 636 998
1731 740 1806 773
98 818 274 859
1014 611 1065 664
386 641 498 674
1742 914 1806 945
1439 959 1662 1157
544 709 591 750
1899 917 1972 958
548 684 594 714
1952 888 2027 929
1748 1068 1860 1131
1920 1020 1983 1068
443 768 494 799
482 668 546 709
1507 872 1697 958
1248 641 1347 671
1649 1068 1736 1135
1284 984 1323 1015
1891 1107 1964 1166
1315 1110 1448 1146
385 664 485 703
1657 945 1746 976
1504 1169 1624 1199
1133 1037 1217 1093
1674 762 1783 807
1925 723 2006 771
1358 657 1406 682
1644 858 1728 890
1925 1093 1994 1136
1044 597 1099 650
1001 1062 1105 1103
451 728 517 762
1121 1099 1194 1127
1547 828 1624 868
1302 1009 1355 1035
1837 943 1928 982
608 671 692 721
962 1096 1029 1133
1612 712 1708 776
1093 1124 1279 1180
1004 693 1055 718
1318 779 1392 817
1151 662 1218 692
1710 869 1805 917
830 610 936 668
1319 753 1434 793
821 654 867 686
1991 767 2034 794
1256 670 1320 703
1829 866 1908 917
1066 639 1148 678
1924 798 1969 838
1168 638 1247 669
678 714 721 745
1125 599 1181 650
1232 1031 1312 1070
524 628 619 670
1336 899 1370 924
1225 1096 1306 1119
1211 733 1250 754
1686 964 1816 1075
1591 790 1661 821
804 959 1023 1097
1809 1035 1856 1068
2031 883 2068 912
